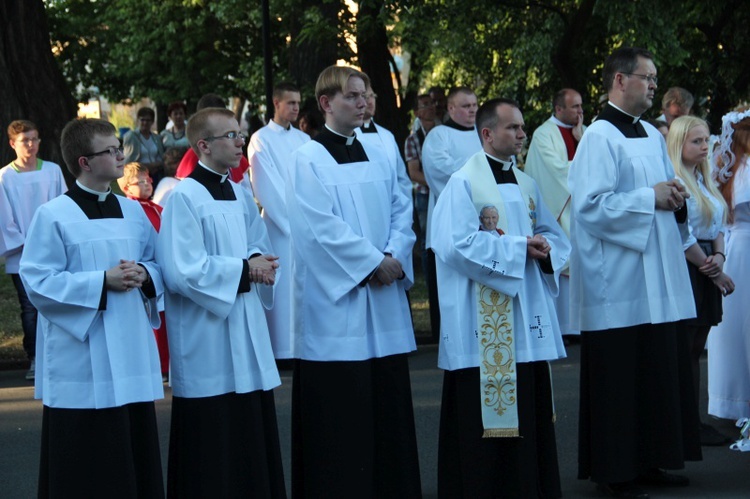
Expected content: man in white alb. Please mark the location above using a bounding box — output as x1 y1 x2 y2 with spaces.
525 88 585 339
249 82 310 360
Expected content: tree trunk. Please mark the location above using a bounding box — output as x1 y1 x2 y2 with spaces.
287 0 342 93
357 0 406 151
0 0 77 184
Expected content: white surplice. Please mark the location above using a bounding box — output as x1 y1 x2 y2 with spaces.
249 121 310 359
20 195 163 409
421 124 482 247
431 156 569 371
0 161 67 273
156 177 280 398
287 141 416 361
568 120 695 331
356 121 413 200
525 117 583 335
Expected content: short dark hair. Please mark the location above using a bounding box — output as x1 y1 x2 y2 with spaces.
476 98 520 139
166 101 187 116
273 82 300 100
414 94 431 110
60 118 116 177
196 93 226 110
186 107 236 154
7 120 37 141
447 86 474 105
602 47 653 92
552 89 578 110
136 107 155 120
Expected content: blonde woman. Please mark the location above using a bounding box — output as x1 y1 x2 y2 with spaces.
707 110 750 421
668 116 734 445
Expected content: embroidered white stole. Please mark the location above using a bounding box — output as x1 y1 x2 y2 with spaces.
460 152 536 437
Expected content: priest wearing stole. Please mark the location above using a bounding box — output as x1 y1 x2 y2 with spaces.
569 47 699 498
157 108 286 497
286 66 421 498
431 98 569 498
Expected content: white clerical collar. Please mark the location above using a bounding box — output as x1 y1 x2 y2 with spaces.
485 153 515 170
269 120 291 132
76 180 110 201
550 116 574 129
362 119 373 129
198 161 229 183
325 125 356 145
608 101 641 124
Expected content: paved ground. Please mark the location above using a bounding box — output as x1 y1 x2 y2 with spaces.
1 343 749 498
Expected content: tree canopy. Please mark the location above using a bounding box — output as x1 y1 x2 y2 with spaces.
34 0 750 138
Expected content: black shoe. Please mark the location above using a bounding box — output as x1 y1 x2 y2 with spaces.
700 422 732 446
597 482 649 498
636 468 689 487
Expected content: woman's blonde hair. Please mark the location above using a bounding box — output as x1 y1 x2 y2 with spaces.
667 116 728 226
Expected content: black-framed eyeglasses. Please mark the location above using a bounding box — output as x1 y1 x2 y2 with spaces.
622 72 658 85
203 131 246 143
83 146 124 158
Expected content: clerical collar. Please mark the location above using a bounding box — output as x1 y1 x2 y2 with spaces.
322 125 357 146
551 116 574 129
484 154 518 185
360 120 379 134
442 119 475 132
76 180 111 202
484 153 515 171
196 161 229 183
607 101 640 124
597 103 648 139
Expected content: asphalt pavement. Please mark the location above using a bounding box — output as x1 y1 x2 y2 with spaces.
1 343 748 498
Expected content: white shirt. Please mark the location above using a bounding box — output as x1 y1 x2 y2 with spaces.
568 119 696 331
286 140 416 361
0 161 67 273
157 174 280 397
20 194 163 408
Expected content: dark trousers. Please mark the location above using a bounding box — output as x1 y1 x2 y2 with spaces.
11 273 37 359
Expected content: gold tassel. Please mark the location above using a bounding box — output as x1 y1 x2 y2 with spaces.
482 428 520 438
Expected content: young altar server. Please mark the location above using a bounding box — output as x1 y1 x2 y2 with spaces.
20 118 165 498
286 65 421 498
431 98 569 498
1 119 68 381
249 82 310 360
156 107 285 498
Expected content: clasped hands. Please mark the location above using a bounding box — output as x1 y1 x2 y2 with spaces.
106 259 148 292
654 179 690 211
372 254 403 287
698 253 734 296
248 255 279 285
527 234 550 260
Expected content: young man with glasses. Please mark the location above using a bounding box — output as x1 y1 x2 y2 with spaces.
19 118 165 497
0 120 67 381
156 107 285 497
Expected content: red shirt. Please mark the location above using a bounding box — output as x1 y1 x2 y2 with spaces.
128 197 163 232
175 148 249 183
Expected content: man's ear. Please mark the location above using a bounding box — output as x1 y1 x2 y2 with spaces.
319 95 332 114
78 156 91 172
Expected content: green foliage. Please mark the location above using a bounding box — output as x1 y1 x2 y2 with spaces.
44 0 750 135
46 0 287 106
398 0 750 133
